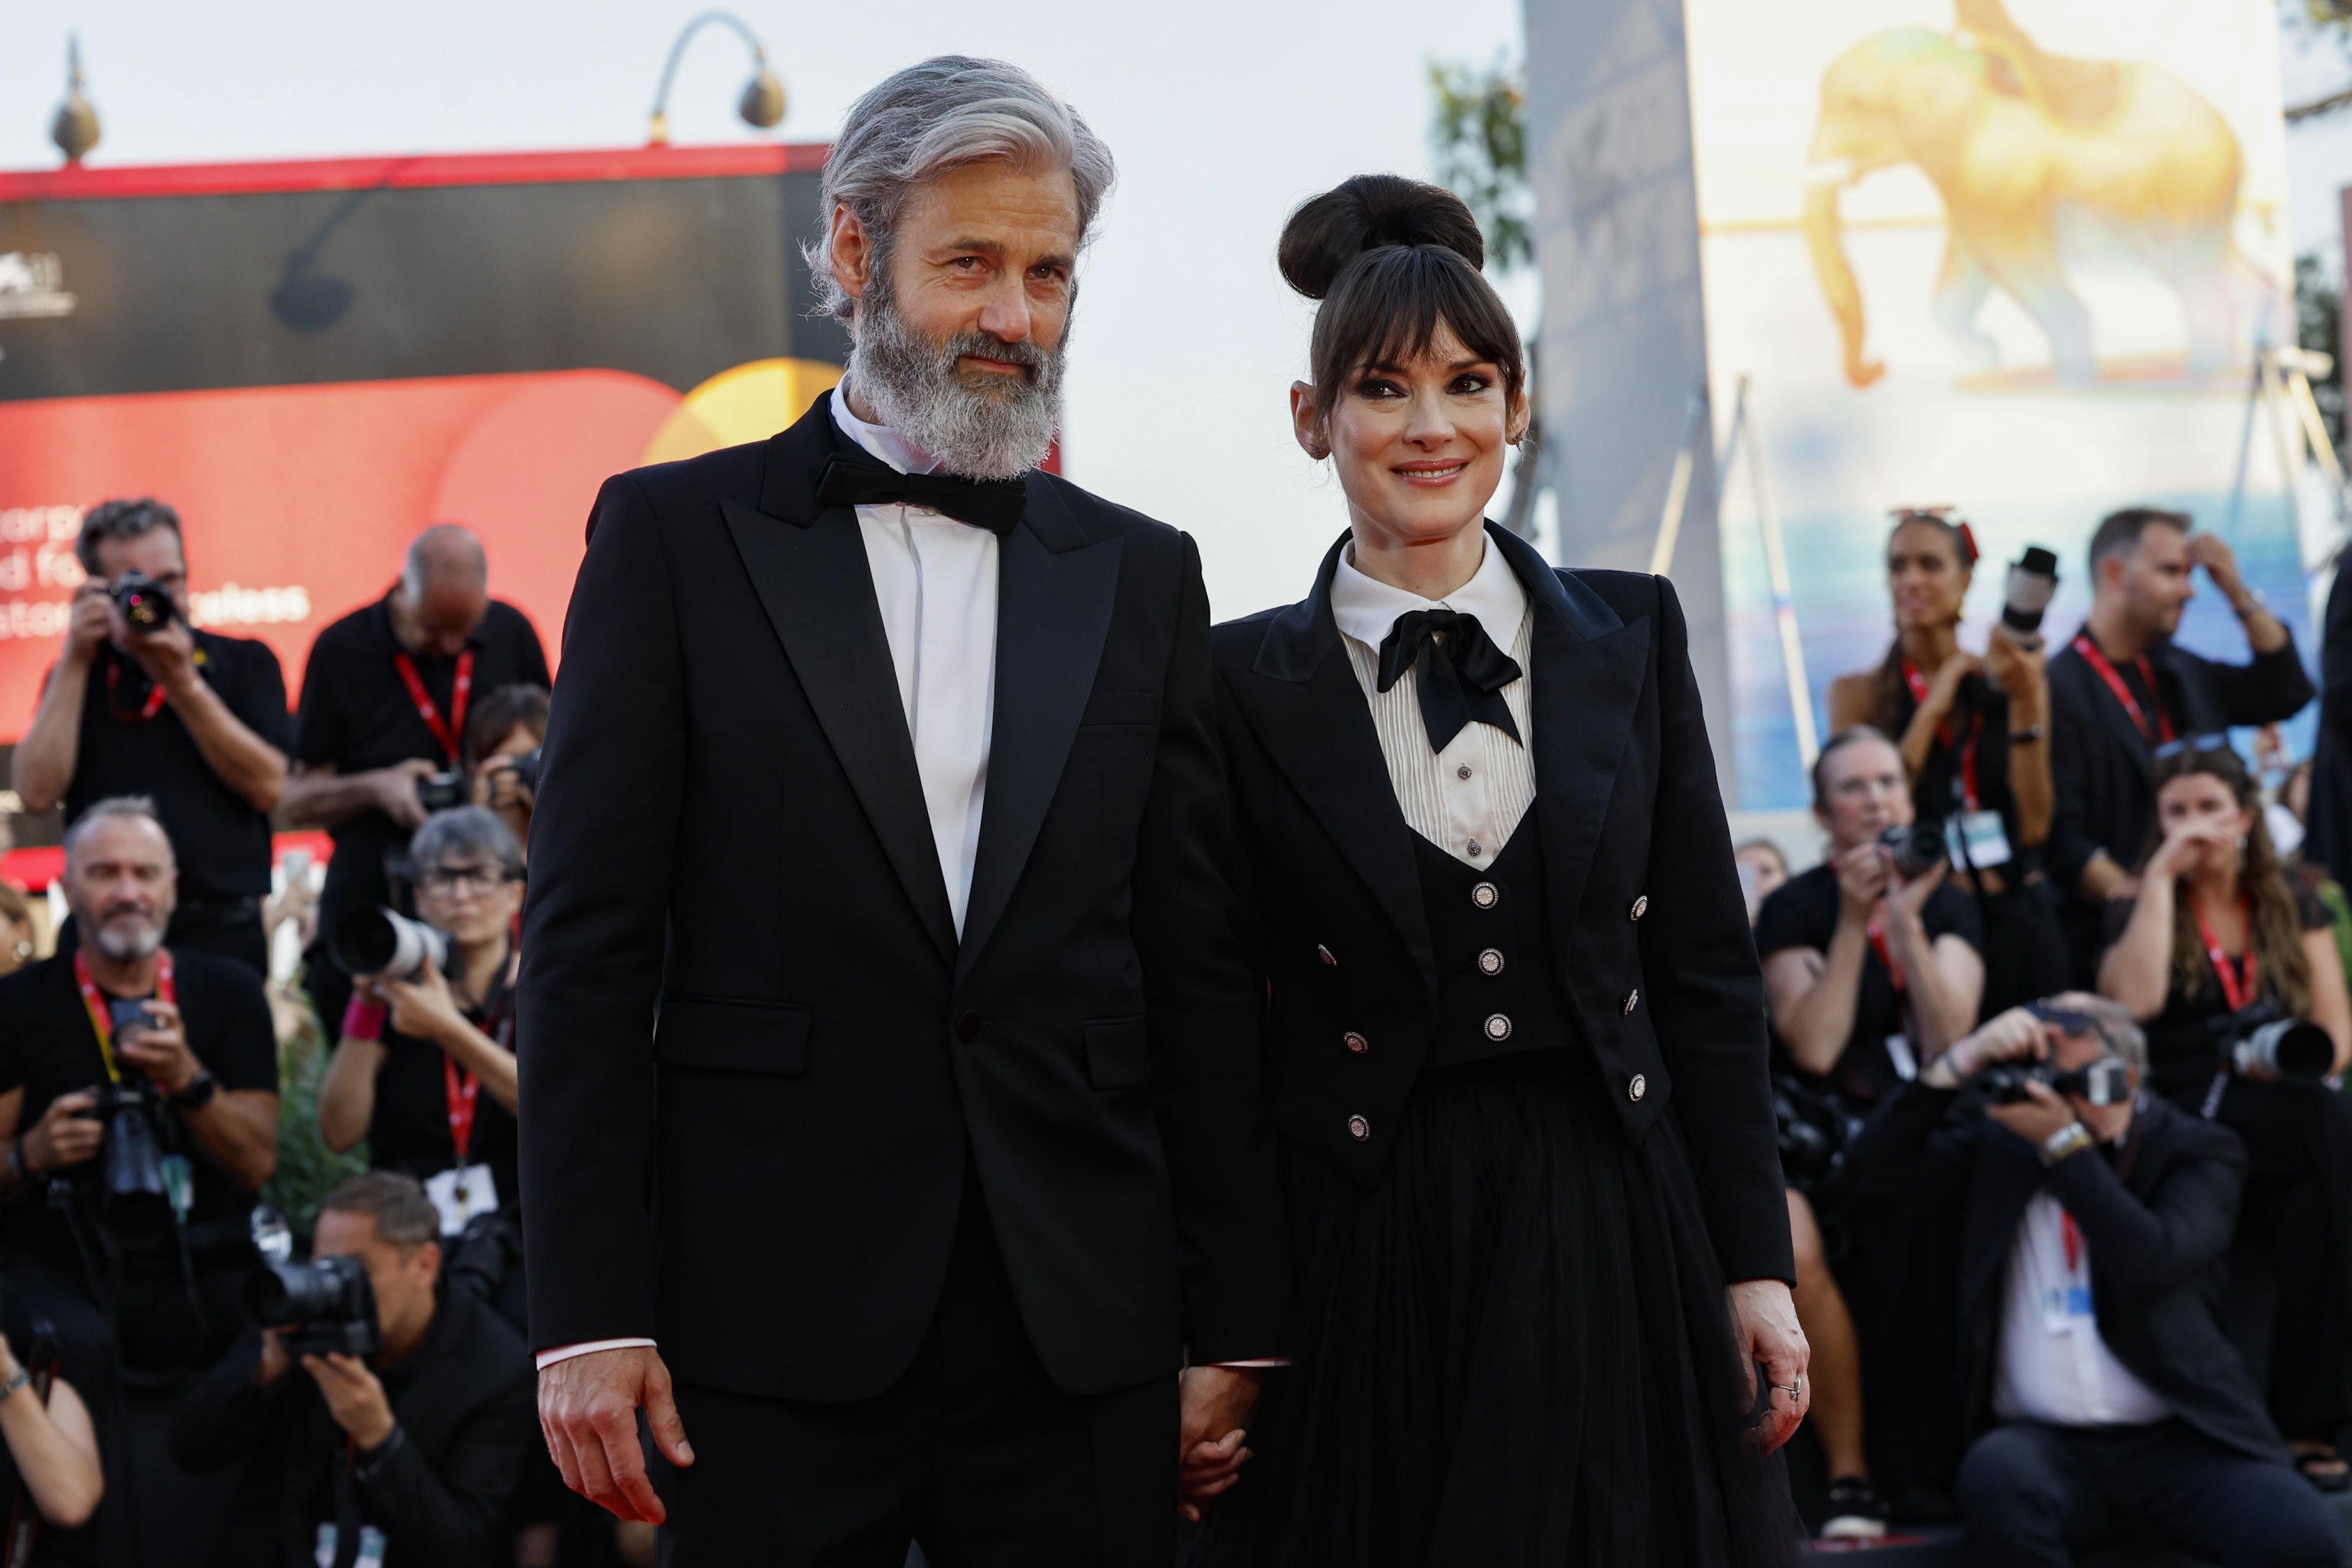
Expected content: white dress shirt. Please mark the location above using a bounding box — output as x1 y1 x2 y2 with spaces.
539 383 1003 1374
1990 1188 2170 1427
1328 540 1537 867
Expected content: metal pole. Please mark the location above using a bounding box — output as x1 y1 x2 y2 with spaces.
1648 390 1706 577
1728 376 1820 769
2223 341 2267 539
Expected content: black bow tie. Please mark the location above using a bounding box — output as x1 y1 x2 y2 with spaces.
1376 608 1523 753
816 448 1027 535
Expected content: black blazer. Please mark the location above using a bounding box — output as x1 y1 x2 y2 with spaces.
1847 1081 2284 1465
518 394 1285 1402
2047 626 2314 897
2301 565 2352 890
1210 527 1794 1286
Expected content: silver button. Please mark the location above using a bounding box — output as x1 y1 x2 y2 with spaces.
1484 1014 1512 1041
1628 1073 1648 1102
1478 948 1504 976
1622 988 1640 1014
1630 895 1649 921
1472 882 1498 909
1457 765 1472 781
1348 1114 1370 1141
1343 1031 1369 1055
1317 944 1338 967
1467 840 1483 858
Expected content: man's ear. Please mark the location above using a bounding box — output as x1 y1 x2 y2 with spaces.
828 204 874 309
1291 381 1327 461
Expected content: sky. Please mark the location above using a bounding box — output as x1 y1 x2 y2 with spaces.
0 0 1528 620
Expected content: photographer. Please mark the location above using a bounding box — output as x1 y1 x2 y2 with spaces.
2050 508 2314 982
460 684 546 863
10 499 290 976
2098 742 2352 1490
1827 508 2068 1015
316 808 521 1325
0 799 278 1377
1846 996 2350 1566
0 1280 106 1566
1756 726 1986 1536
279 526 547 1056
170 1171 537 1568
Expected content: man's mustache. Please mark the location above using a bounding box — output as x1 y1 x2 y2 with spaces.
96 902 154 923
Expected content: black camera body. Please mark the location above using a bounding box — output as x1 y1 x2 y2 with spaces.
415 769 468 812
74 1081 175 1227
242 1254 381 1361
1975 1057 2133 1108
1880 822 1947 879
107 571 178 635
1772 1074 1867 1200
2213 1001 2335 1083
508 746 543 795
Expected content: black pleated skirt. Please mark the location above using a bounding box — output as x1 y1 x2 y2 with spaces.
1191 1051 1802 1568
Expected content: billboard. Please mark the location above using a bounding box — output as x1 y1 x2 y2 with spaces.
1682 0 2304 806
0 144 850 753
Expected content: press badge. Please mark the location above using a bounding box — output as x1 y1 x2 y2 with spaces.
160 1155 193 1225
1883 1034 1918 1083
424 1165 498 1237
1952 810 2011 871
315 1522 387 1567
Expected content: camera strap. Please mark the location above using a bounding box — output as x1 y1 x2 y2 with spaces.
2071 634 2176 747
103 658 168 724
393 648 474 766
2192 897 2256 1013
71 948 176 1086
1901 662 1984 811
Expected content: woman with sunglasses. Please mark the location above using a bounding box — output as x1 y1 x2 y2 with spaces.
318 806 522 1276
2099 743 2352 1491
1828 509 2066 1020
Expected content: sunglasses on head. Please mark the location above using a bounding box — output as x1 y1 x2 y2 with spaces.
2153 733 2235 765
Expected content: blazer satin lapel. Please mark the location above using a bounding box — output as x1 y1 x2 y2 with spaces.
956 505 1122 985
719 495 958 960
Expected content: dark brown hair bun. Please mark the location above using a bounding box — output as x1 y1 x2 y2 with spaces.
1278 175 1486 301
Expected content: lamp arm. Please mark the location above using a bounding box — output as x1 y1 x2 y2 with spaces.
649 10 768 124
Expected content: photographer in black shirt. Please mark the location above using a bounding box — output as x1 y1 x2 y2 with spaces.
11 499 291 977
461 684 547 867
279 527 547 1053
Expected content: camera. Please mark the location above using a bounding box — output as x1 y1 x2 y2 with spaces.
1880 821 1947 878
1975 1057 2134 1107
446 1210 521 1305
415 769 468 812
508 746 543 795
241 1254 381 1360
329 906 449 982
2213 1001 2334 1083
107 571 178 635
2001 546 2061 651
1772 1074 1866 1200
75 1083 175 1227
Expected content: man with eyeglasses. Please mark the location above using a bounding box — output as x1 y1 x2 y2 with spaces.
2047 508 2314 984
11 498 292 977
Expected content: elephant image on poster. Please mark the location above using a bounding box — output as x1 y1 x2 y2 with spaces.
1803 0 2257 390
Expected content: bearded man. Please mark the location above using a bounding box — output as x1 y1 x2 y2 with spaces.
520 57 1288 1564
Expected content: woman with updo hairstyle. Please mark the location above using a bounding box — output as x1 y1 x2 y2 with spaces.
1194 175 1802 1564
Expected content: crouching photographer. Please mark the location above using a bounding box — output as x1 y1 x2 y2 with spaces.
2098 741 2352 1488
1846 995 2351 1567
169 1171 537 1568
0 799 279 1383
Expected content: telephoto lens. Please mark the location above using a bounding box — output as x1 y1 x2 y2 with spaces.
329 906 449 982
2002 547 2060 650
1879 822 1947 879
2232 1016 2336 1082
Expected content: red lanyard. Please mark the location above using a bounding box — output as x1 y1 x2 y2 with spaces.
103 662 168 724
2071 634 2175 746
444 1058 480 1167
394 648 474 766
1902 660 1982 811
72 948 176 1086
2063 1212 2086 1274
2194 897 2257 1012
1866 915 1906 995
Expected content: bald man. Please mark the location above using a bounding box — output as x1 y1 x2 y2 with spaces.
282 525 549 1036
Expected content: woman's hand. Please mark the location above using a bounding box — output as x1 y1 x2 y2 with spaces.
1832 841 1891 923
1726 1280 1810 1454
1983 624 2045 705
381 956 466 1050
1887 857 1948 925
2145 818 2233 883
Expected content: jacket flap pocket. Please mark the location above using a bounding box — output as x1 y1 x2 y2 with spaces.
655 997 811 1076
1080 689 1161 727
1083 1015 1150 1089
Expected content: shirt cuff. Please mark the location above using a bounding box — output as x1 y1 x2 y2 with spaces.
1207 1359 1290 1368
536 1338 657 1371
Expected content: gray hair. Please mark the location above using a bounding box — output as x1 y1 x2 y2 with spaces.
320 1170 439 1252
804 56 1116 326
63 796 172 869
410 805 524 881
2060 993 2148 1075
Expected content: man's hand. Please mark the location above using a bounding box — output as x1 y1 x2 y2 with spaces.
1177 1364 1262 1523
371 760 441 831
1988 1077 2079 1147
255 1328 290 1388
381 955 467 1050
540 1345 693 1524
114 1000 200 1097
61 585 111 669
122 617 200 697
1726 1279 1809 1453
19 1091 103 1176
2186 534 2249 604
303 1352 396 1450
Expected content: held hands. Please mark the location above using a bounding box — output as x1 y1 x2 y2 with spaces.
1726 1280 1809 1454
303 1351 396 1450
18 1091 103 1175
1177 1364 1262 1523
540 1345 694 1524
113 1001 200 1098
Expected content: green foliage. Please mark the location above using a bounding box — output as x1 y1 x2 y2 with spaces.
261 995 366 1246
2297 250 2345 451
1428 54 1532 273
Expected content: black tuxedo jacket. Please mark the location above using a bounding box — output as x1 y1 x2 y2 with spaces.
1847 1081 2285 1465
518 395 1286 1402
1210 528 1795 1286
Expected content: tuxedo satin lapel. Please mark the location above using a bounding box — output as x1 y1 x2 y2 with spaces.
956 517 1123 985
719 495 957 960
1528 606 1650 963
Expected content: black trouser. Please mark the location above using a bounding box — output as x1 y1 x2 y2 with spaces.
654 1172 1176 1567
1955 1419 2350 1567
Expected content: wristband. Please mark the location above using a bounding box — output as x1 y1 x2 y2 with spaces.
342 997 387 1042
0 1370 31 1404
2039 1122 2094 1168
2007 725 2045 745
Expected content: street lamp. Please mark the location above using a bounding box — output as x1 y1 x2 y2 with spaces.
51 33 101 165
648 11 786 147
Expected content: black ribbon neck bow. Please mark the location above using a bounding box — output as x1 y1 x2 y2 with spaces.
1375 608 1523 753
816 447 1027 536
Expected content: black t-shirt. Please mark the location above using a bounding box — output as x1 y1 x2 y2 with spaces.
64 635 290 900
2101 879 2333 1103
1888 671 2020 851
367 989 519 1216
1756 861 1985 1102
294 595 547 922
0 952 279 1261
